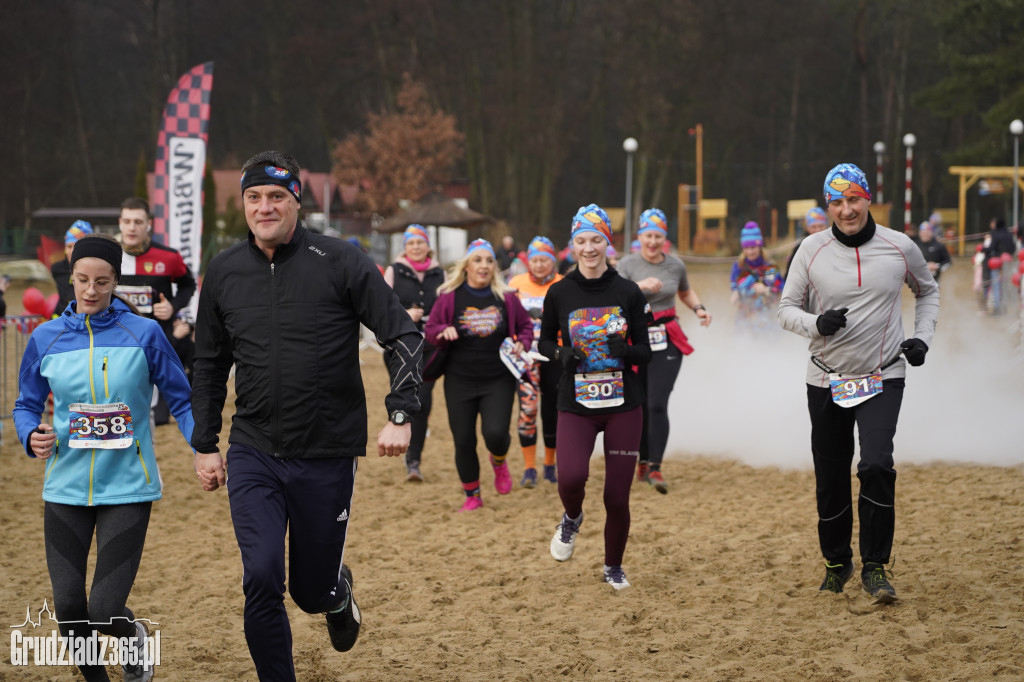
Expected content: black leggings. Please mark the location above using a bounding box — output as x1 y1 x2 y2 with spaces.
44 501 151 682
406 378 435 464
639 348 683 467
444 372 517 484
807 379 904 566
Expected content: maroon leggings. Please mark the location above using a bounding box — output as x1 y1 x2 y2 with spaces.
555 406 642 567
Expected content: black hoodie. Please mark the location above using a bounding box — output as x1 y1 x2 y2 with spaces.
539 266 652 415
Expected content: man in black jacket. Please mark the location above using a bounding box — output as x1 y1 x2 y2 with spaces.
191 150 422 681
916 221 952 284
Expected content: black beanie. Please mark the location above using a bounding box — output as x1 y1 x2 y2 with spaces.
70 237 123 279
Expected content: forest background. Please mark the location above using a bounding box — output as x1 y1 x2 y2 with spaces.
3 0 1024 250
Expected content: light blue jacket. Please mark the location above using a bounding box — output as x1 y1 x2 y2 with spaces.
14 298 194 506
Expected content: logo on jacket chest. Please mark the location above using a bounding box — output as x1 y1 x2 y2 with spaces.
309 245 326 256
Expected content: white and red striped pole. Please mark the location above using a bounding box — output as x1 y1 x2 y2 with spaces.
902 133 916 233
873 141 885 204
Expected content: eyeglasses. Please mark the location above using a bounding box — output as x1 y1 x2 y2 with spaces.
73 277 115 293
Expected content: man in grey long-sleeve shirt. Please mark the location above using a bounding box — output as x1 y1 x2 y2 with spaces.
778 162 939 604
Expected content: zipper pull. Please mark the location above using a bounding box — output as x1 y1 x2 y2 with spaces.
271 263 275 276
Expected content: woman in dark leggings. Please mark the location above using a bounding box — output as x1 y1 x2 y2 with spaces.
616 208 712 494
539 204 652 590
13 234 194 682
424 238 532 511
384 224 446 482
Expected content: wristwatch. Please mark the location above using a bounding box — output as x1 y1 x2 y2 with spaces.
389 410 411 426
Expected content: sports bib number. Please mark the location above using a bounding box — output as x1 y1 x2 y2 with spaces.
68 402 134 449
828 372 882 408
574 371 624 409
117 285 154 314
648 324 668 351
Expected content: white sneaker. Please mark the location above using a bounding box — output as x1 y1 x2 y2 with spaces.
550 513 582 561
122 620 154 682
603 565 631 590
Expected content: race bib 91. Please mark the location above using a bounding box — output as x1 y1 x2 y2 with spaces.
68 402 134 449
574 371 624 409
828 372 882 408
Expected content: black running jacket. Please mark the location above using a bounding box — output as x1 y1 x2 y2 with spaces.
191 223 422 458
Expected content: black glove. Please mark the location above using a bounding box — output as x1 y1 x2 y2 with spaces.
607 334 629 358
900 338 929 366
816 307 849 336
557 345 585 371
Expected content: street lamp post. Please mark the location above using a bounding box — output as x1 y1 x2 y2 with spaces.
873 141 885 204
1011 119 1024 358
623 137 638 248
1011 120 1023 232
902 133 916 233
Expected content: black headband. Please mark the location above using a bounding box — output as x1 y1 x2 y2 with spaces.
70 238 122 279
240 164 302 203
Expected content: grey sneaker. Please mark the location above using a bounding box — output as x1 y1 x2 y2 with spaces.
819 560 855 593
550 513 582 561
861 562 897 604
122 620 154 682
406 461 423 482
603 565 631 590
326 564 362 651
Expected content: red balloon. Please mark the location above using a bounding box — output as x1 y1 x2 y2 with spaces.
1018 249 1024 262
1002 252 1012 263
976 244 984 253
44 293 60 317
988 256 1004 271
22 287 46 316
1013 272 1022 288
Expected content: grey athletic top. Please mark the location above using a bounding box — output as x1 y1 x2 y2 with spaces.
778 219 939 387
616 252 690 312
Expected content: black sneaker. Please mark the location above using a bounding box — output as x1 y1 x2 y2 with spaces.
861 562 897 604
819 560 855 593
326 564 362 651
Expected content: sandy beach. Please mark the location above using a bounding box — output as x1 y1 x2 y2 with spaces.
1 258 1022 681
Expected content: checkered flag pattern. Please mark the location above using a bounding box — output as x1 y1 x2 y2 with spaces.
152 62 214 242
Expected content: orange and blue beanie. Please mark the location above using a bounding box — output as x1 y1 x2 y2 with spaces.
638 208 668 235
806 207 827 227
823 163 871 204
404 224 430 245
528 236 557 262
65 220 94 245
466 238 495 259
571 204 612 245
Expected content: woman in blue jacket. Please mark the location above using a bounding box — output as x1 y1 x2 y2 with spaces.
14 234 194 682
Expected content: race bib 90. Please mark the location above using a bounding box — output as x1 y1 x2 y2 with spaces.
574 371 624 409
68 402 134 449
828 372 882 408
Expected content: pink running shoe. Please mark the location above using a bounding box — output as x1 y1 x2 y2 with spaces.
491 457 512 495
459 496 483 512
